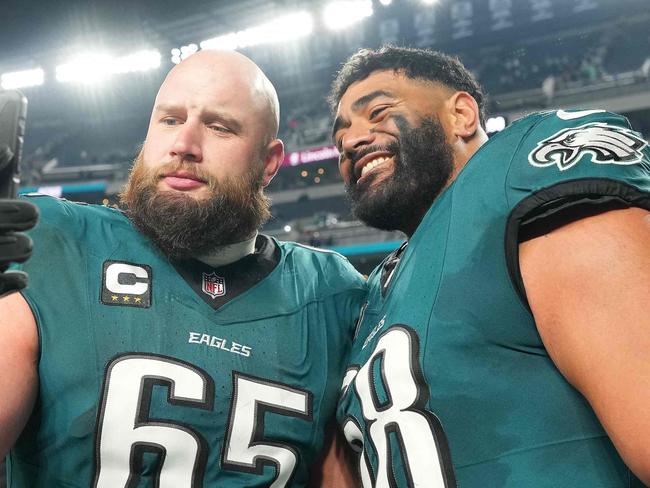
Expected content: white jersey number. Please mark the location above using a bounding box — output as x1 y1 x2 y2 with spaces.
221 373 312 488
93 354 311 487
346 325 456 488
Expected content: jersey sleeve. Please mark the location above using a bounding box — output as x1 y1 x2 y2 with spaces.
503 110 650 306
506 110 650 232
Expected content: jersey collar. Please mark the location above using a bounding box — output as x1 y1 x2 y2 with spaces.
172 234 280 311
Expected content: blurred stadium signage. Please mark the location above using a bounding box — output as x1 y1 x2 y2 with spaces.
283 145 339 166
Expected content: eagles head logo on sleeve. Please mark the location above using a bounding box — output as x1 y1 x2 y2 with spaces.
528 122 648 171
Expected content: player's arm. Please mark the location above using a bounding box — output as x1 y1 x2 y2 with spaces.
309 422 359 488
0 196 39 456
0 291 39 458
520 206 650 484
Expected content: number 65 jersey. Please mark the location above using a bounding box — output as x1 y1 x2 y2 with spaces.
9 195 367 488
336 110 650 487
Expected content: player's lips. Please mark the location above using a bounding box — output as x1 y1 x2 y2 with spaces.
162 171 206 191
353 152 394 182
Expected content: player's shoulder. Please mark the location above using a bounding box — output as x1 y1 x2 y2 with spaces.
510 109 646 168
278 239 358 274
506 108 629 130
19 194 125 222
525 107 637 138
499 109 649 196
19 194 130 239
520 108 630 128
276 239 367 292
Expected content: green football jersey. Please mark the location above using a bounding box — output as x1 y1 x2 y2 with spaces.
337 110 650 487
8 195 367 487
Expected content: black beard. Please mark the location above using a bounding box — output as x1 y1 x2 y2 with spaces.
346 115 454 234
120 158 270 260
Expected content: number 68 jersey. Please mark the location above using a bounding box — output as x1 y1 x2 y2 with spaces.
336 110 650 487
9 195 367 488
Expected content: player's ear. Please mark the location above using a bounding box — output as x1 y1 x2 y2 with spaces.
261 138 284 188
448 91 481 140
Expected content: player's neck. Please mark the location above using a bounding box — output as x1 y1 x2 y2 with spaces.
196 233 258 268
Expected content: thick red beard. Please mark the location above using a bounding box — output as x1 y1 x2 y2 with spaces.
119 152 270 259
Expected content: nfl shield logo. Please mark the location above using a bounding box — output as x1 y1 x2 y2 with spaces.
202 272 226 299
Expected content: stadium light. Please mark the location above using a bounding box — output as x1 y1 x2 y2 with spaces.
171 48 181 65
199 12 314 52
1 68 44 89
323 1 373 31
199 35 238 52
171 44 199 64
111 50 161 74
486 116 507 134
379 0 393 5
421 0 439 4
56 53 113 83
56 49 162 83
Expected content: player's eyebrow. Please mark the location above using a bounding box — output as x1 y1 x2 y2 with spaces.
351 90 395 112
153 102 182 114
331 90 395 142
201 109 242 133
153 103 242 132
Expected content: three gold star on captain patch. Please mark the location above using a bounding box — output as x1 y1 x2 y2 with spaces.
111 295 142 303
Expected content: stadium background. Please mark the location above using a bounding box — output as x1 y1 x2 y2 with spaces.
0 0 649 480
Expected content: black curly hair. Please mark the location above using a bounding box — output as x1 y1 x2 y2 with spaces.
329 45 486 128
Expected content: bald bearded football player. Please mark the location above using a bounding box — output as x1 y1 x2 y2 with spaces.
0 50 365 487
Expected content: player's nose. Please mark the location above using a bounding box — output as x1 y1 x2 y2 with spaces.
169 120 203 163
341 125 378 157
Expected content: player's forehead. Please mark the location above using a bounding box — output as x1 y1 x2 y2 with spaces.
154 53 266 122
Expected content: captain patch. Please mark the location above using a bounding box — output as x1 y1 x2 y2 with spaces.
101 261 152 308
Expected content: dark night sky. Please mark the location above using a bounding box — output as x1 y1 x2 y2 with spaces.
1 0 246 65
